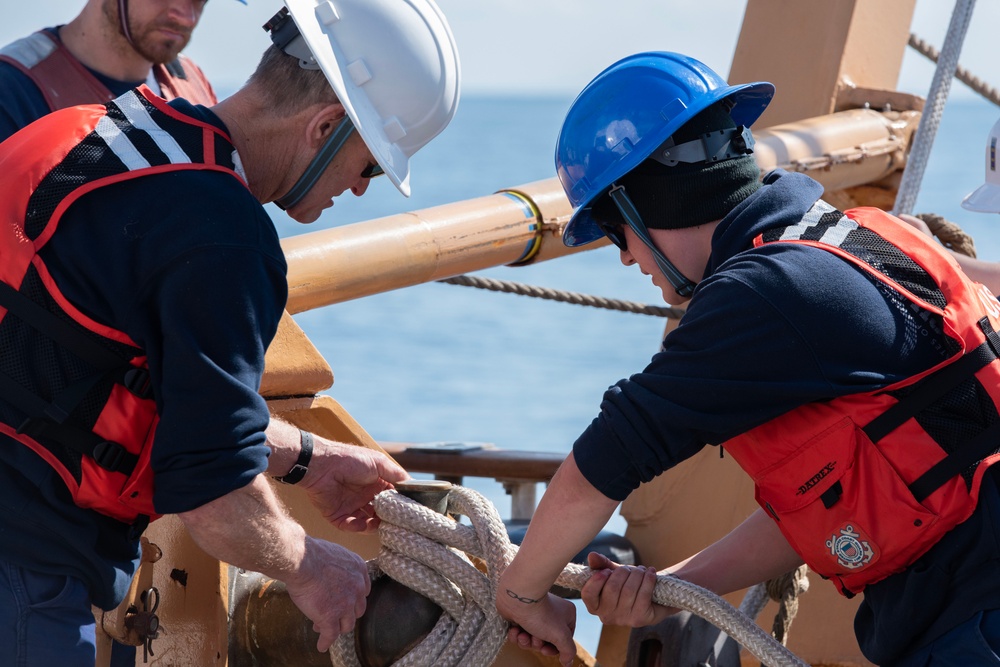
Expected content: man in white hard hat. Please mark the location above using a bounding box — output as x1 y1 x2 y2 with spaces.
0 0 238 143
0 0 460 663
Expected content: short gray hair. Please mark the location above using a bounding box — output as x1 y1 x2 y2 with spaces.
247 45 340 114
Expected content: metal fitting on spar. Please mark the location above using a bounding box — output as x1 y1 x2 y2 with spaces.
498 190 544 266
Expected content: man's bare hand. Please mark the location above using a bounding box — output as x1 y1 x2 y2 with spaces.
284 536 371 652
301 438 409 532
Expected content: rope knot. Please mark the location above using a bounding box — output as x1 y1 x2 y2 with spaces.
331 485 809 667
331 486 514 667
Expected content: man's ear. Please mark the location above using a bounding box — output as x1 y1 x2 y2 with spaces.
305 103 347 150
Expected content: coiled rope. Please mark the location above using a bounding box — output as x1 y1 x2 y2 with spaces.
893 0 977 216
437 274 686 320
331 486 808 667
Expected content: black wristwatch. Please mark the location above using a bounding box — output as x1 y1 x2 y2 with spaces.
275 430 313 485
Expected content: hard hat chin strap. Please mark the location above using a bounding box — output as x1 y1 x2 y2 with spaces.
265 6 357 211
608 185 696 297
275 118 356 211
118 0 136 49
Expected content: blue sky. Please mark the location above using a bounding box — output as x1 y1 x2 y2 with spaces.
3 1 998 101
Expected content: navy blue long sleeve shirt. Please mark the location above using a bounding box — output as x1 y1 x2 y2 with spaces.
572 170 1000 663
0 98 286 610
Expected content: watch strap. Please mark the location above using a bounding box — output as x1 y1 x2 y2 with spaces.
275 429 313 485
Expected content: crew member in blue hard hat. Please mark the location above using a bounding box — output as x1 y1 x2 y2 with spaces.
0 0 459 664
497 51 1000 667
0 0 239 142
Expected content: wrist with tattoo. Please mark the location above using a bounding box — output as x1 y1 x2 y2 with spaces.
505 589 541 604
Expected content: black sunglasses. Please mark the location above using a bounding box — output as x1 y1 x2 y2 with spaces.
597 219 627 251
361 162 384 179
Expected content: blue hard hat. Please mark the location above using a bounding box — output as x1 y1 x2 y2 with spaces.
557 52 774 247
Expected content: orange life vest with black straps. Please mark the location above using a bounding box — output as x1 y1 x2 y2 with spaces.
0 85 247 525
723 200 1000 597
0 30 217 111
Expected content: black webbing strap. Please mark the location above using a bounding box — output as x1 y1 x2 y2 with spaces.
0 367 137 474
41 372 110 424
0 282 142 475
0 276 151 416
0 280 127 371
862 318 1000 503
0 369 54 417
909 420 1000 502
16 416 138 476
863 339 996 443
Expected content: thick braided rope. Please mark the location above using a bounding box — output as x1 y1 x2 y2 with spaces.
764 566 810 648
914 212 978 258
893 0 976 216
332 486 809 667
736 564 810 658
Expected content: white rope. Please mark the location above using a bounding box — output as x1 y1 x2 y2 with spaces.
893 0 978 216
331 486 809 667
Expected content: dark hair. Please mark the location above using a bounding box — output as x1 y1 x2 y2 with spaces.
246 45 341 114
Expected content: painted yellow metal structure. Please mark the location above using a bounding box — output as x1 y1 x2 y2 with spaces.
92 1 932 665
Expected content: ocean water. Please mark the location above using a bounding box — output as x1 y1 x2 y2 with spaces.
273 94 1000 656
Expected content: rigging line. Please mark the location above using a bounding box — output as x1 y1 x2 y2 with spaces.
909 33 1000 108
893 0 978 217
437 274 687 319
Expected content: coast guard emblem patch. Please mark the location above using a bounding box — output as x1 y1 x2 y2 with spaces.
826 524 875 570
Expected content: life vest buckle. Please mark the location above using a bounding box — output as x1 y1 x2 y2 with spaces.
92 440 130 473
123 368 152 399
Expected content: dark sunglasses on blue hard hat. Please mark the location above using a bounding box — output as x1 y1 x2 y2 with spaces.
597 219 627 251
361 162 384 179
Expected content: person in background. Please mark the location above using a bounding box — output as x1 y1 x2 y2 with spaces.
0 0 232 142
495 52 1000 667
0 0 460 664
898 115 1000 295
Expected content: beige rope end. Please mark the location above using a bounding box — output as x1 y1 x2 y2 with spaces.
915 212 978 258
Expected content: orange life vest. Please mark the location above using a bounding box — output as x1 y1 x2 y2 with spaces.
0 30 217 110
0 86 246 524
723 200 1000 596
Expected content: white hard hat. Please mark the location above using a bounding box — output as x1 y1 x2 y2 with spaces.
279 0 460 197
961 116 1000 213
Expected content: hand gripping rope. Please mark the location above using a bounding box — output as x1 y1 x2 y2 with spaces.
330 485 809 667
